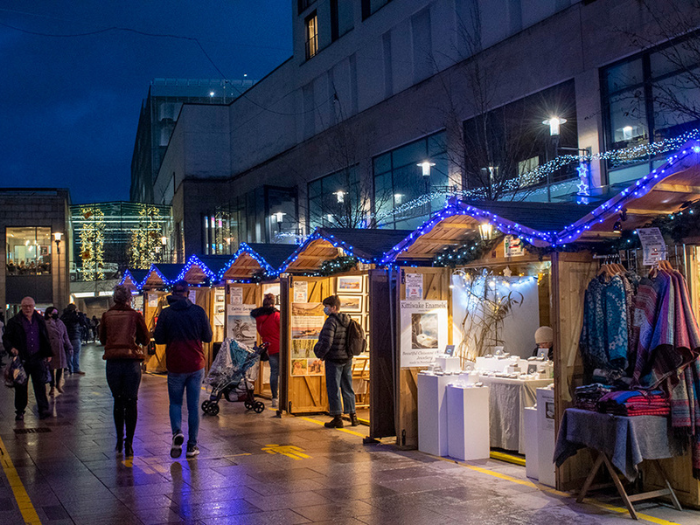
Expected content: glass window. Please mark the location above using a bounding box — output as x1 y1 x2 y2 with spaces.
608 89 648 146
604 58 644 94
362 0 390 19
307 166 362 230
305 12 318 60
6 227 52 275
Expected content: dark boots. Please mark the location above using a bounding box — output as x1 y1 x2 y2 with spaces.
324 415 344 428
350 413 359 426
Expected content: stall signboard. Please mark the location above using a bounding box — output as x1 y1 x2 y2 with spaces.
504 235 525 257
293 281 308 303
291 302 325 376
133 295 144 313
637 227 667 266
148 294 159 308
226 304 257 347
188 290 197 303
230 287 243 305
405 273 423 300
400 300 448 368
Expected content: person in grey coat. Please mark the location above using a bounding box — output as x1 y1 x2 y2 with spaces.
313 295 357 428
44 306 72 396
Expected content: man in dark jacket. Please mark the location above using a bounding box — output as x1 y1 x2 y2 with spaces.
314 295 357 428
61 304 87 375
155 280 212 459
3 296 53 420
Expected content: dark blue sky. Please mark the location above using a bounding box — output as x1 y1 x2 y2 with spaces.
0 2 293 203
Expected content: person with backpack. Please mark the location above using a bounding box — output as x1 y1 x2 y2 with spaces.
313 295 360 428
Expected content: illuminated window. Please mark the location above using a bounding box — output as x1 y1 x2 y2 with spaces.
6 227 52 275
305 12 318 60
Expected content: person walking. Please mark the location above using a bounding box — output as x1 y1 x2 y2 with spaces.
251 293 281 408
154 280 212 459
44 307 72 396
91 315 100 343
80 312 90 345
100 285 150 457
314 295 357 428
3 297 52 420
61 304 86 375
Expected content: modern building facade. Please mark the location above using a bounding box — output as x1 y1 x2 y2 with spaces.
132 0 700 256
0 188 71 317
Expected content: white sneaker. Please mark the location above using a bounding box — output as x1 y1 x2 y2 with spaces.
271 398 278 408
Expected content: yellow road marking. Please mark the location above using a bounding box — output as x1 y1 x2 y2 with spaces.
301 417 366 437
0 435 42 525
261 444 310 460
432 455 683 525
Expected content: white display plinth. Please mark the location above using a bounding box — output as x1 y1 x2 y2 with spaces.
417 373 452 456
435 356 461 374
537 388 556 487
446 385 490 461
523 407 539 480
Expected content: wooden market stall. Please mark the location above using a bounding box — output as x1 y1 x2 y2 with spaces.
276 228 410 419
544 146 700 507
139 263 185 373
218 243 297 397
377 199 594 449
119 269 149 313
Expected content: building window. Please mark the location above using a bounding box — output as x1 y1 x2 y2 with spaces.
373 132 448 230
305 12 318 60
298 0 316 15
362 0 390 20
202 211 234 256
331 0 353 42
308 167 361 231
6 227 52 275
462 80 577 198
602 35 700 184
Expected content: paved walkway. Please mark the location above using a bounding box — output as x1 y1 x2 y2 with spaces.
0 344 698 525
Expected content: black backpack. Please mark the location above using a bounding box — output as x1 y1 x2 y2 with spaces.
346 319 366 356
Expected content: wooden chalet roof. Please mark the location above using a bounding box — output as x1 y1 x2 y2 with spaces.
279 228 412 273
554 144 700 244
141 263 184 289
121 269 149 289
176 255 220 284
220 243 298 280
381 199 592 263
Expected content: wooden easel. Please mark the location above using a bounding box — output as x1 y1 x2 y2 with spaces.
576 451 682 520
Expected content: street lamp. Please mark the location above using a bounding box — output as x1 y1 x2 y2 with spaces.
53 232 63 254
333 191 346 203
417 160 436 215
543 116 566 136
478 222 493 241
543 116 567 202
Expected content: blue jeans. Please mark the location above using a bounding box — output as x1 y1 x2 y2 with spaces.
324 359 355 416
70 339 81 373
167 368 204 447
268 353 279 399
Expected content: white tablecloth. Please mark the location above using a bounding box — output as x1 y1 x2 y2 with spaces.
479 376 553 454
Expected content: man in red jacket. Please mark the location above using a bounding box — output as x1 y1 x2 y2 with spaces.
251 293 280 408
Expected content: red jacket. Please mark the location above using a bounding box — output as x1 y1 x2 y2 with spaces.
251 306 280 355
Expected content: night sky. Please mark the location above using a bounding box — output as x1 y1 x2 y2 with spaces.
0 2 292 204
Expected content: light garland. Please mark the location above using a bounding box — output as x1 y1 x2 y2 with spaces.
79 206 105 281
129 205 165 269
278 230 374 274
378 128 700 222
218 242 279 281
174 254 219 284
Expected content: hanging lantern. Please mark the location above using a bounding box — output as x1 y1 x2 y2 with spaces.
478 222 493 241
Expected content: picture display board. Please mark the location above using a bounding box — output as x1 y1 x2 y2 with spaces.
399 300 448 368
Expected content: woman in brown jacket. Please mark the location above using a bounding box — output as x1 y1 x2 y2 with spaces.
100 285 150 456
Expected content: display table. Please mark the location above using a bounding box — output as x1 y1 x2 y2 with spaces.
478 376 552 453
555 408 684 519
417 372 453 456
446 385 490 461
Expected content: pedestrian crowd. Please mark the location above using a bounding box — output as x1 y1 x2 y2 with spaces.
2 284 359 459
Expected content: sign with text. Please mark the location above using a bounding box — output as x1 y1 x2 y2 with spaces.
637 228 667 266
405 273 423 299
399 300 448 368
504 235 525 257
230 287 243 305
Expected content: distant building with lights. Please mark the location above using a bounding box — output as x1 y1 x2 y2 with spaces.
132 0 700 257
0 188 71 318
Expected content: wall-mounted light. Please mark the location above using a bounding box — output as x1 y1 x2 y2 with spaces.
53 232 63 254
543 116 566 136
478 222 493 241
333 190 346 203
417 161 436 177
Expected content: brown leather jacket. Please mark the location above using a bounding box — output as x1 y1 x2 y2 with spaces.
99 303 150 360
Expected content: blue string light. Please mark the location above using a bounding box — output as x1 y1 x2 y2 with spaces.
218 242 279 281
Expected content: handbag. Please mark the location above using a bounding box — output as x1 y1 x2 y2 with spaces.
5 356 28 387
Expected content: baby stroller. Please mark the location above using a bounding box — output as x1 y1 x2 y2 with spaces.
202 338 268 416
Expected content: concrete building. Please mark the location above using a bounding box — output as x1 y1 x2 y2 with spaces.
0 188 71 318
132 0 700 256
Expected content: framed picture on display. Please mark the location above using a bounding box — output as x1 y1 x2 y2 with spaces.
338 295 363 312
349 314 362 325
364 315 369 332
337 275 363 293
215 293 225 303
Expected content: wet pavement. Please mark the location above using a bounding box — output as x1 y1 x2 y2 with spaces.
0 344 698 524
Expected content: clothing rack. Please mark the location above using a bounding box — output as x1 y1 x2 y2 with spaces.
592 245 687 278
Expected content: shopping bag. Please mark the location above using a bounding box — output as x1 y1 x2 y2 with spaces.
40 360 52 384
6 357 27 387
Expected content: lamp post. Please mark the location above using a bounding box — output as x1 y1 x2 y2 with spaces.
53 232 63 309
542 116 567 202
160 235 168 263
417 161 435 215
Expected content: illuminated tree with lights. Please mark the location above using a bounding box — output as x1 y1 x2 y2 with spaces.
129 205 164 269
80 207 105 281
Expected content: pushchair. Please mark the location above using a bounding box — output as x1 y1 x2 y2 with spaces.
201 338 268 416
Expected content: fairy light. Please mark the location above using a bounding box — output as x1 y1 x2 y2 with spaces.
218 242 279 280
174 255 219 284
